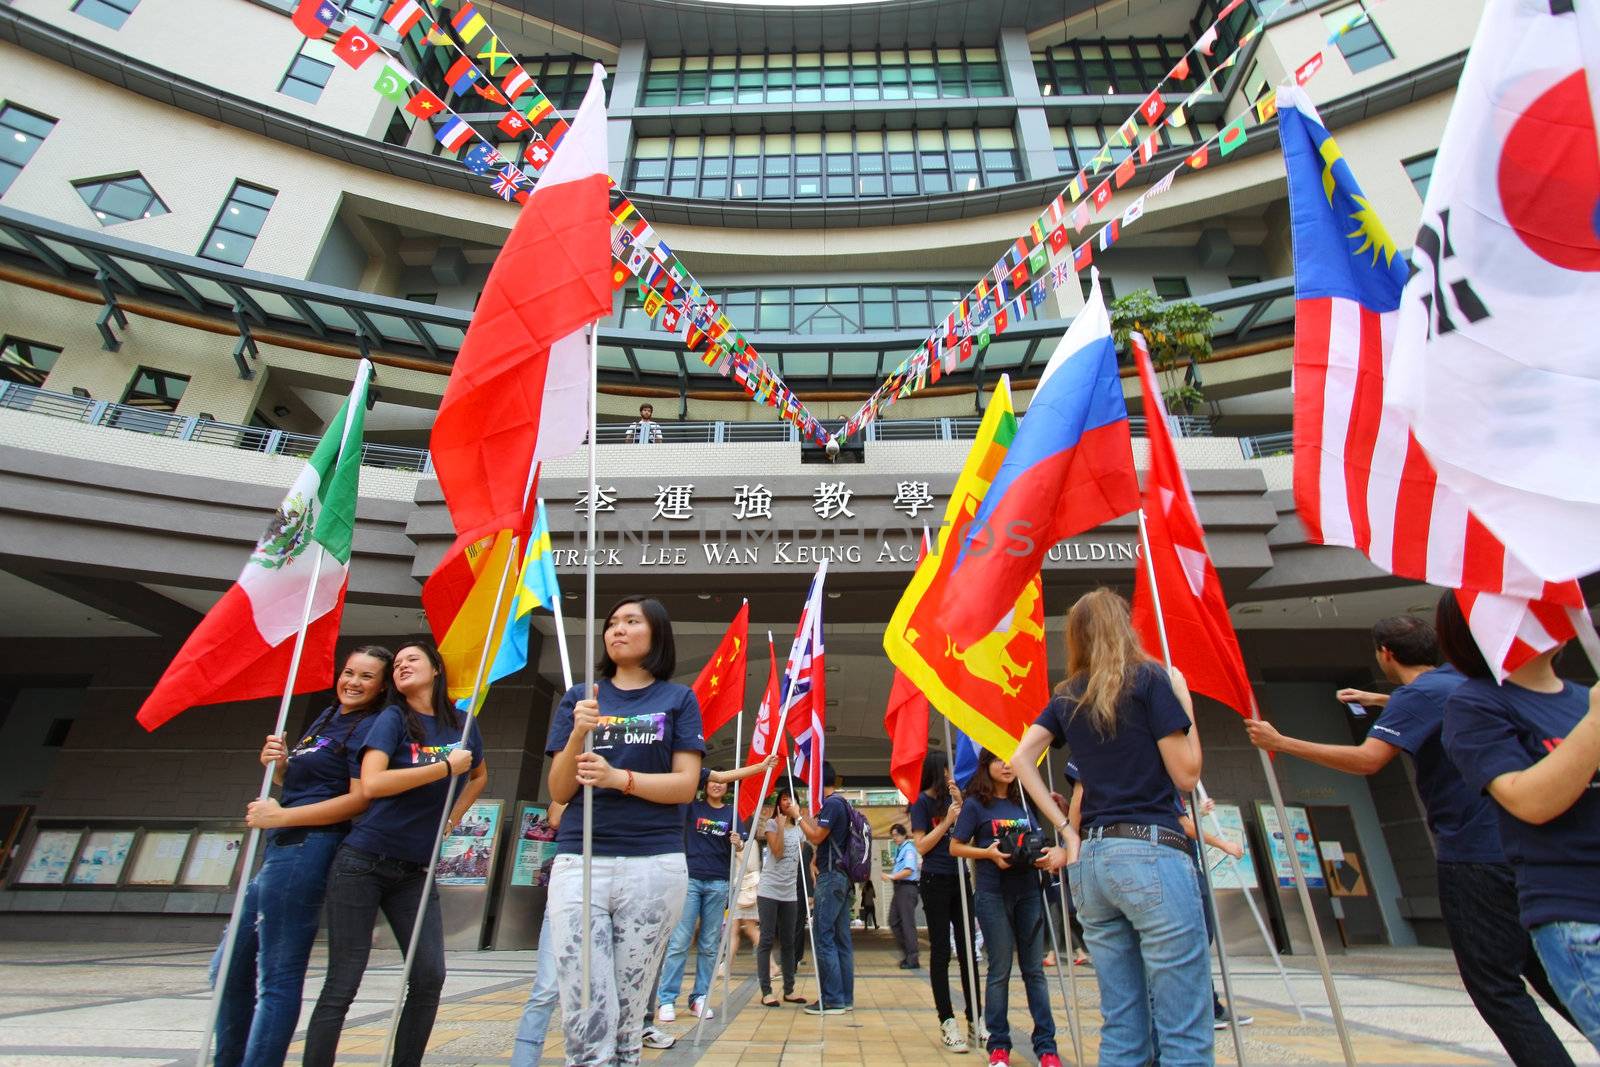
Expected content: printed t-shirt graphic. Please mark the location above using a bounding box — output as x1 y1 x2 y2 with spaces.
909 793 958 877
276 706 377 843
685 791 736 881
546 678 706 858
953 793 1036 893
345 705 485 865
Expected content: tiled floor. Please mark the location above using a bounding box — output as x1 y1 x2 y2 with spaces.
0 934 1594 1065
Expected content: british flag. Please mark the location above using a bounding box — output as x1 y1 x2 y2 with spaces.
490 165 526 201
782 560 829 815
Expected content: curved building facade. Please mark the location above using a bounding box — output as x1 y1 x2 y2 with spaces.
0 0 1533 951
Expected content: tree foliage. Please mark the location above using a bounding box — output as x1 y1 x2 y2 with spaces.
1108 288 1218 413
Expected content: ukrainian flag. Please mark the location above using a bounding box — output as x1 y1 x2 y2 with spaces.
455 501 562 715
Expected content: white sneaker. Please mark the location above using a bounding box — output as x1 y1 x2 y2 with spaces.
941 1017 969 1053
656 1002 676 1023
642 1025 676 1049
690 996 714 1020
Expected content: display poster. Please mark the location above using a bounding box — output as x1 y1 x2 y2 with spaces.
1255 803 1326 889
128 830 191 886
438 799 501 886
510 803 558 888
181 831 243 886
70 831 135 885
17 829 81 885
1201 803 1259 890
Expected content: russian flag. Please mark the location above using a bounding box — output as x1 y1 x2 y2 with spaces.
938 269 1139 647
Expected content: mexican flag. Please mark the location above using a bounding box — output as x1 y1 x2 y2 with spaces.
136 361 371 731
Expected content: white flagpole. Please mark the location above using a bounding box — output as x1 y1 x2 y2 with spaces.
1014 787 1084 1066
940 716 984 1045
197 359 369 1067
581 322 600 1011
1043 750 1086 1064
786 751 826 1051
380 458 538 1066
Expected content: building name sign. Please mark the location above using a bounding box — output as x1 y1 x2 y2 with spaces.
547 538 1138 569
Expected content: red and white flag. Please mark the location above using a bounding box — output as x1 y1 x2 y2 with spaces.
1129 336 1256 716
1389 0 1600 586
783 561 829 815
425 64 612 617
738 634 784 824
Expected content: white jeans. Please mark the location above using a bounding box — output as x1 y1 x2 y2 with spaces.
548 852 688 1066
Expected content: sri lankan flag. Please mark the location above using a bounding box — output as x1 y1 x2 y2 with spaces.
883 374 1049 760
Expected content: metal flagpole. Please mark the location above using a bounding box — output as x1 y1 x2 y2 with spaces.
704 709 745 1040
198 360 369 1067
1136 508 1246 1062
940 715 984 1045
1015 787 1084 1067
786 753 826 1049
1044 750 1086 1064
1197 780 1304 1020
1190 788 1247 1066
696 748 777 1046
1137 508 1352 1062
380 455 539 1065
581 322 600 1011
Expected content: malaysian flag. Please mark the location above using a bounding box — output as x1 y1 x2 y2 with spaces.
1279 86 1590 679
782 560 829 815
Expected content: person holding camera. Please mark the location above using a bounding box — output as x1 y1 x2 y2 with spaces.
949 749 1062 1067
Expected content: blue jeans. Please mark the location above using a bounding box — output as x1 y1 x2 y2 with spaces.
658 877 728 1006
211 828 344 1067
1531 921 1600 1053
974 884 1056 1057
510 910 561 1067
1069 836 1213 1067
812 868 856 1008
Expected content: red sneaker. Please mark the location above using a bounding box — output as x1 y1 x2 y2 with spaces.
987 1050 1010 1066
1039 1054 1063 1067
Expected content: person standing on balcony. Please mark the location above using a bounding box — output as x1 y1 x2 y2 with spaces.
626 403 664 444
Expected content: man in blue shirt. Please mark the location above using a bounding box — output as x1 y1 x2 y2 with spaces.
1245 615 1576 1067
883 823 921 970
798 761 854 1014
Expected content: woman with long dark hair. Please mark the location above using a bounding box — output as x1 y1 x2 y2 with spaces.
949 750 1061 1067
756 786 807 1007
1010 589 1210 1067
909 750 977 1052
1438 593 1600 1053
210 645 391 1067
544 595 704 1066
302 641 487 1067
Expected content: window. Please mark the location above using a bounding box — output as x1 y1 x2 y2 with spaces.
1229 275 1262 288
1050 118 1219 174
1082 275 1117 303
642 48 1004 107
0 337 62 386
515 56 612 111
71 0 138 30
1033 37 1198 97
0 104 55 195
1403 152 1435 200
121 367 189 412
1153 277 1192 301
1323 3 1394 73
615 283 1056 336
279 47 336 104
1243 62 1271 104
73 173 168 226
405 292 438 304
200 182 277 266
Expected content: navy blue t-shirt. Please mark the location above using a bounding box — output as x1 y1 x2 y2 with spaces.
1443 678 1600 928
276 706 377 841
814 792 851 873
1034 662 1190 835
953 793 1037 894
344 705 485 865
545 678 705 858
909 792 957 877
1366 665 1503 864
685 794 736 881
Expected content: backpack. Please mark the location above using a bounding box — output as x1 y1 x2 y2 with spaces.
833 798 873 883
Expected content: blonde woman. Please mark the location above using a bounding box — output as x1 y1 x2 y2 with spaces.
1010 589 1211 1067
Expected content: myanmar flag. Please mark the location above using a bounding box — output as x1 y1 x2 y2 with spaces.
137 362 370 730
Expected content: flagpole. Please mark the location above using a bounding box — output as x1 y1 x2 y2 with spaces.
722 711 746 1015
940 715 984 1047
1198 779 1305 1020
1044 750 1086 1065
380 468 538 1067
543 498 575 693
581 321 600 1011
197 359 369 1067
1137 508 1246 1063
1014 786 1084 1066
786 752 826 1051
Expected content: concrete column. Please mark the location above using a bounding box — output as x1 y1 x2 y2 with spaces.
608 39 647 177
999 27 1056 181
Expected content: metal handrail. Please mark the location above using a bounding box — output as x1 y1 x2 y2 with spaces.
1241 430 1294 459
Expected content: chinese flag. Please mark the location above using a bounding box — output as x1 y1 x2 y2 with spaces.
693 601 749 738
1129 334 1255 717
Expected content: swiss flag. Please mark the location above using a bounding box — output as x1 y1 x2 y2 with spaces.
498 110 529 137
1129 333 1255 718
425 65 612 606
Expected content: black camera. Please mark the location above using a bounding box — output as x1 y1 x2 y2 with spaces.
997 827 1048 869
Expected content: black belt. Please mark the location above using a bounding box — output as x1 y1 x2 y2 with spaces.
1084 822 1192 855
